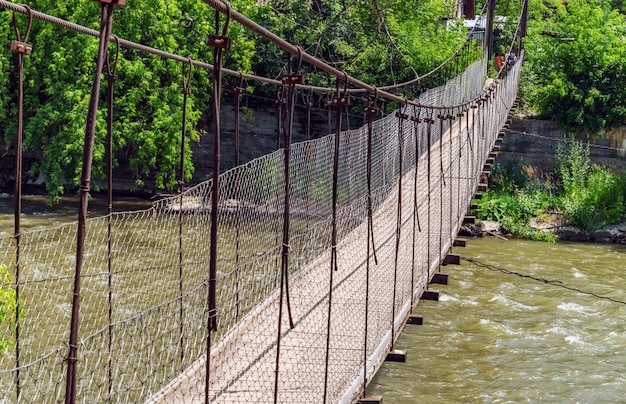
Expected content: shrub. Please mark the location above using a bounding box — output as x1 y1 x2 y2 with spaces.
0 264 19 354
556 139 590 195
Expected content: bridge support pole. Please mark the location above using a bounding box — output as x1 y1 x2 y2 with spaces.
407 315 424 325
358 396 383 404
386 350 407 363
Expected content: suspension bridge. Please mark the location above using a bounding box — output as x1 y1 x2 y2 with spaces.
0 0 525 402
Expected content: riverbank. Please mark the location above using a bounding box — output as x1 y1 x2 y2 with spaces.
461 217 626 244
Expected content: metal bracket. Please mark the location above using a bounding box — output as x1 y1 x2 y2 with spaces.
207 35 232 50
395 112 409 120
105 73 118 83
364 106 379 116
232 87 245 95
10 40 32 55
331 96 350 106
282 74 304 85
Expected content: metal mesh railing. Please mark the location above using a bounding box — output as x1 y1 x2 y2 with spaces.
0 47 523 403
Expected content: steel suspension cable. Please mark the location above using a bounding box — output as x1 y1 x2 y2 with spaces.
456 107 464 236
232 74 245 320
391 104 408 349
361 94 379 398
323 74 348 403
10 7 32 400
206 4 231 402
438 114 445 268
65 2 118 403
410 106 422 310
273 48 302 404
448 112 455 245
178 57 193 369
104 34 119 402
425 110 434 287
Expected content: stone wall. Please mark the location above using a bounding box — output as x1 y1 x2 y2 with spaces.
189 100 330 184
499 119 626 172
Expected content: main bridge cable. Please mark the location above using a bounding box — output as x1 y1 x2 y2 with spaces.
201 0 499 110
10 6 32 400
2 0 504 111
206 3 231 403
461 257 626 306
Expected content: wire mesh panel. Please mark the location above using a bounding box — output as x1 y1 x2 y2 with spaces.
0 52 523 403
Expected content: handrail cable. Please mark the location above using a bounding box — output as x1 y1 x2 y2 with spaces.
1 0 519 110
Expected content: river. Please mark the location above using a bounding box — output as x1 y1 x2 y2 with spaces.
369 237 626 402
3 196 626 402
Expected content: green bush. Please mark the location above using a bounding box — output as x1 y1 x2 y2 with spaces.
476 138 626 240
476 189 556 242
556 139 590 195
558 167 626 232
0 264 19 354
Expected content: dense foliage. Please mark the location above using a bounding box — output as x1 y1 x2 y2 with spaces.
0 0 258 202
476 141 626 239
522 0 626 133
0 0 475 202
0 264 20 354
253 0 468 88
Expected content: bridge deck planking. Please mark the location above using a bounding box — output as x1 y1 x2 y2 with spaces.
150 107 483 403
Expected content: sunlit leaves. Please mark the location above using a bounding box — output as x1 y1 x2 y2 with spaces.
523 0 626 134
0 0 257 202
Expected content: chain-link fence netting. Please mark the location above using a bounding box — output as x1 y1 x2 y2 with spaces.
1 53 522 403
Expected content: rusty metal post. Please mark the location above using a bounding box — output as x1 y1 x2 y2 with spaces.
520 0 528 49
10 8 33 400
66 2 120 402
205 6 231 403
484 0 496 67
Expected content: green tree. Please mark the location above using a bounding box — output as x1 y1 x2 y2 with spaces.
1 0 258 203
522 0 626 134
0 264 19 354
253 0 470 90
2 0 476 203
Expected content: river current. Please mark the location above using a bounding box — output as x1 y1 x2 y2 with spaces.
2 195 626 402
370 238 626 402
